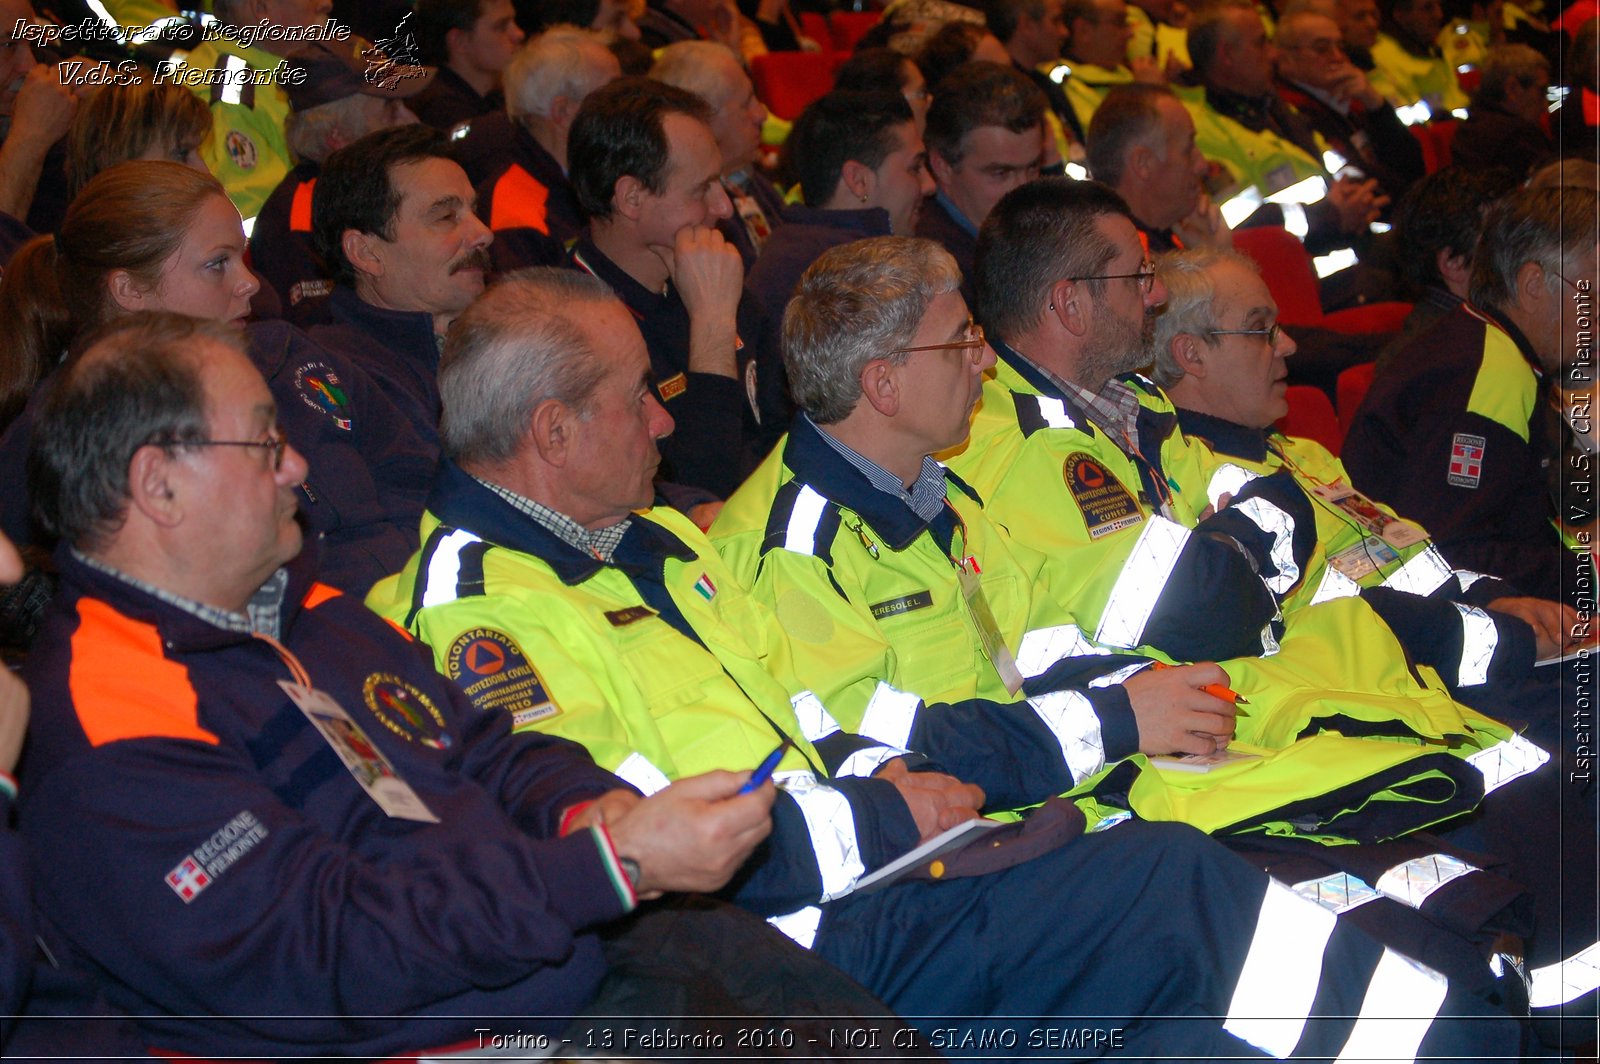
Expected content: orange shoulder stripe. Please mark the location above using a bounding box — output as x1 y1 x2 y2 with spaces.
68 599 219 748
489 165 550 235
301 582 342 610
289 177 318 233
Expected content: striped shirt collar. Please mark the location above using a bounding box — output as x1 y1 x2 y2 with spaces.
472 476 631 563
806 414 947 522
73 550 289 638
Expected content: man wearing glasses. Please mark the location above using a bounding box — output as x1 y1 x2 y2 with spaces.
16 312 807 1055
1344 185 1600 613
1272 10 1424 201
947 177 1314 664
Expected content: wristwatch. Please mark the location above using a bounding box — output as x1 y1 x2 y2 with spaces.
619 855 642 891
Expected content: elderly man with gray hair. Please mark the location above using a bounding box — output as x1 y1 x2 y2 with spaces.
650 41 786 269
1344 185 1599 612
462 27 623 268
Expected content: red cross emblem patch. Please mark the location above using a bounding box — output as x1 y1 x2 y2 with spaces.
165 856 211 904
1447 433 1486 489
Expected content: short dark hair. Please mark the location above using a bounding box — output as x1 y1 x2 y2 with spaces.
1086 83 1173 187
1391 165 1518 293
982 0 1047 44
923 61 1046 164
1186 3 1252 80
976 177 1132 340
1470 185 1600 312
313 124 459 286
568 76 713 222
834 47 913 94
787 91 916 206
31 313 238 550
519 0 600 33
915 23 991 93
414 0 490 64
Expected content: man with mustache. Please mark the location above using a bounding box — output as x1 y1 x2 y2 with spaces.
307 124 494 448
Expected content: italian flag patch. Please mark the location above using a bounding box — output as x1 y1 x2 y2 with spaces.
693 573 717 600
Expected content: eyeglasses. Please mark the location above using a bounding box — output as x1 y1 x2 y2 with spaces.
1063 260 1157 293
1208 323 1285 345
894 320 987 356
153 431 288 471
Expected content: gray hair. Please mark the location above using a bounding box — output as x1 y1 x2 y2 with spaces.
439 269 616 463
285 94 378 165
650 40 743 109
31 313 235 550
1149 247 1258 386
1470 186 1599 313
784 237 962 424
505 27 615 120
1472 43 1548 109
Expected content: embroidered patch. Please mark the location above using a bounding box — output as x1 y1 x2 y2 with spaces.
658 373 688 402
362 673 452 749
693 573 717 600
869 590 934 619
604 605 656 627
1448 433 1486 489
1064 452 1143 538
165 810 269 904
293 361 353 430
289 278 334 306
444 628 559 725
224 129 257 171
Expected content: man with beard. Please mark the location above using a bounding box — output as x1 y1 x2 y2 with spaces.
307 124 493 447
944 178 1309 663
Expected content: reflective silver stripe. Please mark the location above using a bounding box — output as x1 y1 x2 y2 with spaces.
1016 623 1101 677
776 771 864 900
614 752 672 795
1454 604 1498 687
767 905 823 949
1310 566 1362 605
1225 879 1337 1057
1231 497 1301 594
1033 395 1076 429
1455 569 1492 591
420 529 484 608
1281 201 1310 238
1381 545 1454 596
1089 660 1148 687
1332 948 1448 1062
1206 463 1259 509
1374 853 1477 909
790 691 840 743
1095 517 1191 648
1467 733 1550 794
836 746 905 778
783 485 830 555
857 682 922 749
1026 689 1106 784
1529 940 1600 1008
1290 871 1383 914
220 53 248 105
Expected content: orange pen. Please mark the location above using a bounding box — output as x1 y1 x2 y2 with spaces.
1148 661 1250 706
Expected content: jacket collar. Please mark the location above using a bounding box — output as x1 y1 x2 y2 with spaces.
53 540 321 654
776 204 893 236
991 335 1099 430
1173 405 1271 461
425 458 695 585
328 285 440 360
781 414 958 552
1471 301 1545 378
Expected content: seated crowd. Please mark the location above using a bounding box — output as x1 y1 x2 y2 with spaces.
0 0 1594 1056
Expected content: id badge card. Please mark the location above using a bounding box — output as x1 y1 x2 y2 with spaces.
1326 535 1400 581
280 680 440 823
1310 483 1427 548
958 567 1024 695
